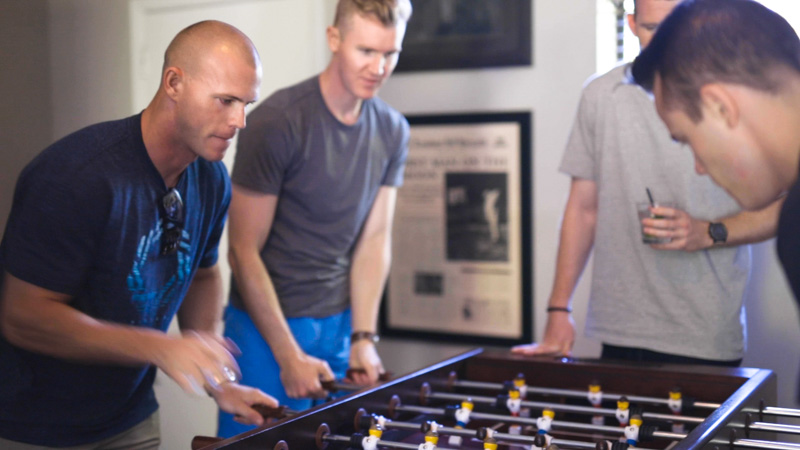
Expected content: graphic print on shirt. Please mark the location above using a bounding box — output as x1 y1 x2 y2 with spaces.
126 219 192 327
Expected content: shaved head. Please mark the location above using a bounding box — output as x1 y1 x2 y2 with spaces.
163 20 260 78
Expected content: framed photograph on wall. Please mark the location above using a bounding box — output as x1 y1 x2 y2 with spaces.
394 0 533 72
380 112 533 346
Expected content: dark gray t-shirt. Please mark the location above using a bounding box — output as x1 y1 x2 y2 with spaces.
230 76 409 317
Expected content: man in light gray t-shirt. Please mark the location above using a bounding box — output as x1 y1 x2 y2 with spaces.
513 0 781 365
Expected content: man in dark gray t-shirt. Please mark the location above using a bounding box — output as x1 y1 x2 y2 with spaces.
217 0 412 438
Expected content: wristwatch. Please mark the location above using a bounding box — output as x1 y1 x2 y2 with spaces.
351 331 380 344
708 222 728 244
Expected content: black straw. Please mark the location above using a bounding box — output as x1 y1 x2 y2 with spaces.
646 188 655 207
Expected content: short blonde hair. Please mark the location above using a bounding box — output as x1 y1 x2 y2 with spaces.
333 0 412 29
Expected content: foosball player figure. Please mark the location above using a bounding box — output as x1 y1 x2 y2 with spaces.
419 421 440 450
361 423 383 450
588 380 604 426
623 414 643 446
668 387 685 433
478 427 498 450
615 396 630 427
514 373 531 418
596 440 630 450
448 398 474 446
536 407 555 444
507 387 523 435
532 432 548 450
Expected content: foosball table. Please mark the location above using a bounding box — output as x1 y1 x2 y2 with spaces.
192 348 800 450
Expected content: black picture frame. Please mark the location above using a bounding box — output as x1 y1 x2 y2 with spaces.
380 112 533 346
395 0 533 72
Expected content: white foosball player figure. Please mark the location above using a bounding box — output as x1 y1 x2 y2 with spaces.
668 387 685 433
371 413 389 430
588 381 604 426
536 408 555 440
615 396 630 427
448 399 474 446
362 423 383 450
624 414 643 446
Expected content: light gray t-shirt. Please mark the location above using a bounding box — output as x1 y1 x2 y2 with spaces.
561 64 750 360
230 76 409 318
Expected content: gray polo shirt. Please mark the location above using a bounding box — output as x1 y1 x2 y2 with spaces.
561 64 750 360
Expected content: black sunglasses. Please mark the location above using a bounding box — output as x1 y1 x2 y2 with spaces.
160 188 184 256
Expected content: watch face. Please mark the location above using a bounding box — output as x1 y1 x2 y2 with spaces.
710 222 728 243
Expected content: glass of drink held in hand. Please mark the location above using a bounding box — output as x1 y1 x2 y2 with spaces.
636 201 675 244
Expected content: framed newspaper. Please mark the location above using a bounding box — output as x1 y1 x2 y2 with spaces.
380 112 533 345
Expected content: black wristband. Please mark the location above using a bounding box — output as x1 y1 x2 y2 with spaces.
546 306 573 313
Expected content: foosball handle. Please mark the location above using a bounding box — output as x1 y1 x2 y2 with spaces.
345 368 393 382
253 404 293 420
191 435 223 450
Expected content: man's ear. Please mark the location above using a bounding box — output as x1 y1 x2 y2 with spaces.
699 83 740 129
326 25 341 53
163 67 184 100
626 13 638 37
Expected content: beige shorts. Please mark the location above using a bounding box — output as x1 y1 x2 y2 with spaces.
0 411 160 450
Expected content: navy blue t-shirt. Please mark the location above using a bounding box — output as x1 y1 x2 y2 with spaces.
0 114 230 446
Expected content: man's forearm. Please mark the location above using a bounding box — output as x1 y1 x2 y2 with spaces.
349 231 391 334
1 273 171 366
229 246 302 365
548 196 597 308
716 197 784 247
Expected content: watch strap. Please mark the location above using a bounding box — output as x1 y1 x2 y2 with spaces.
351 331 379 344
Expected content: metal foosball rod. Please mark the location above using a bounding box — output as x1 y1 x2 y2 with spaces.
356 412 615 450
390 402 681 443
728 439 800 450
744 406 800 420
422 389 706 425
448 376 720 411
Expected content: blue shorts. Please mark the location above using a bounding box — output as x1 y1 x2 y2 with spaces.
216 305 350 438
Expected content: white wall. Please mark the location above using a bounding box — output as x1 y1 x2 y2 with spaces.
0 0 52 235
0 0 796 448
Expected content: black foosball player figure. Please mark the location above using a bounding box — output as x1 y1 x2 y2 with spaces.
448 398 474 446
616 396 631 426
588 380 604 426
532 433 548 450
